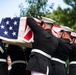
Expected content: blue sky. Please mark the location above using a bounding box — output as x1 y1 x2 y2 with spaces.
0 0 70 22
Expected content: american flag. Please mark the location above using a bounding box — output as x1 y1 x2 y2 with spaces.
0 17 41 46
52 24 61 38
23 17 41 42
0 17 34 45
0 17 20 39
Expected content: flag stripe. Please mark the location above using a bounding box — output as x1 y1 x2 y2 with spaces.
18 17 26 42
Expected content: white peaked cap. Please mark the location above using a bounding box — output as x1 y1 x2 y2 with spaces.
41 16 56 24
71 32 76 37
60 25 73 32
33 17 41 23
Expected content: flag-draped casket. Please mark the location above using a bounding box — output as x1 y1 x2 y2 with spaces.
0 17 61 47
0 17 35 47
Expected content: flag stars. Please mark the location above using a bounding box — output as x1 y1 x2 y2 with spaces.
0 25 4 29
6 21 9 25
12 31 16 36
14 21 17 25
4 31 8 35
9 26 13 30
0 18 19 39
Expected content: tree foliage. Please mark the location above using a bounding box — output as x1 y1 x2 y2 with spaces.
63 0 76 7
19 0 76 31
19 0 54 18
19 3 26 17
63 0 76 31
46 0 76 31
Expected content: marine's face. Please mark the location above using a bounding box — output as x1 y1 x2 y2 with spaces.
74 39 76 44
41 23 45 29
58 31 63 38
41 23 52 30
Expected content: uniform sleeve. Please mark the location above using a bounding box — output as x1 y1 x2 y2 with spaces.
27 17 45 35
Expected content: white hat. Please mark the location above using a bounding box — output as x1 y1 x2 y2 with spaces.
71 32 76 37
60 26 73 32
41 16 55 24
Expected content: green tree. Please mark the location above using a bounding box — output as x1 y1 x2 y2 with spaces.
46 0 76 31
63 0 76 7
63 0 76 31
46 7 72 26
46 7 66 25
19 3 27 17
19 0 54 18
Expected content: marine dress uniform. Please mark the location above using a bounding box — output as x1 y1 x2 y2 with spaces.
69 32 76 75
51 26 72 75
26 17 58 75
0 39 8 75
7 44 26 75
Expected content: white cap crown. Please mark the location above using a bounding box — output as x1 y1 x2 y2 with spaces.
60 26 73 32
71 32 76 37
41 16 55 24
